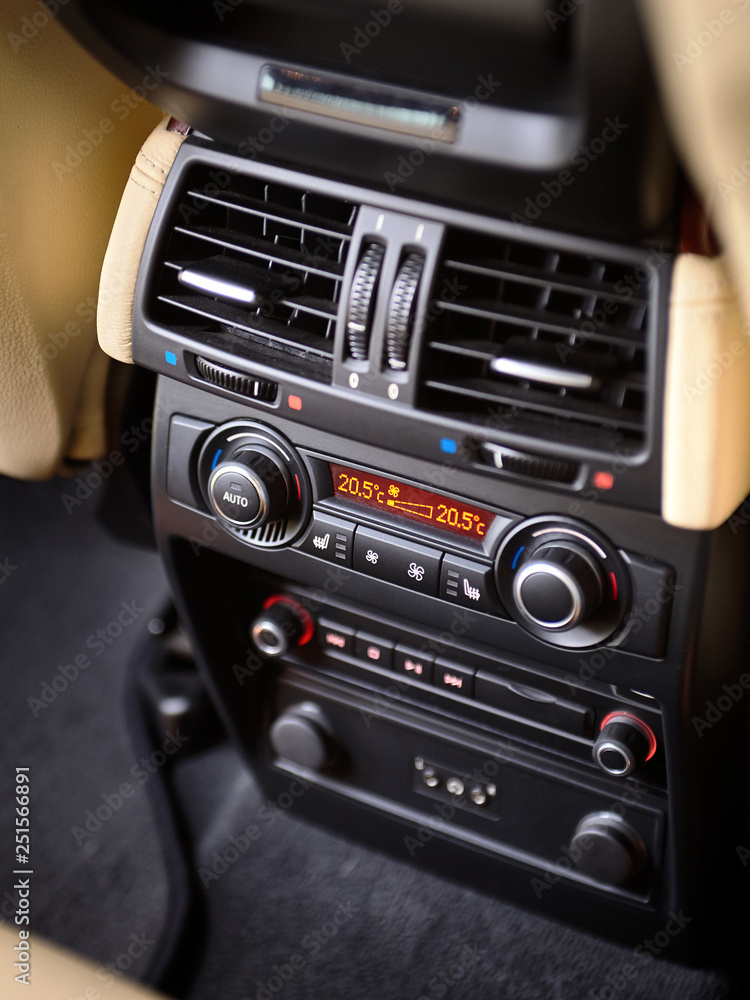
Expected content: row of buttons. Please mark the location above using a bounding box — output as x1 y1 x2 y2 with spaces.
317 618 593 738
318 620 594 739
319 619 476 695
298 511 502 615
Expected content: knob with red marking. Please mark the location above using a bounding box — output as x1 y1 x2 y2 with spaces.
251 596 314 658
593 713 657 777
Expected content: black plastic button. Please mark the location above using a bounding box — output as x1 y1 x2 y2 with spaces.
441 555 501 615
318 620 355 656
167 415 213 509
210 468 262 525
354 633 394 669
475 673 593 738
394 646 434 683
619 552 676 658
433 660 475 698
353 527 441 596
298 512 356 567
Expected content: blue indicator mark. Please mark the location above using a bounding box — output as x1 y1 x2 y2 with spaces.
440 437 458 454
211 449 223 471
511 545 525 570
165 351 177 366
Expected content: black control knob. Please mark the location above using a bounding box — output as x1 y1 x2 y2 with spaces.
208 449 289 529
250 598 313 657
513 544 603 630
269 703 337 771
593 714 656 777
569 812 647 886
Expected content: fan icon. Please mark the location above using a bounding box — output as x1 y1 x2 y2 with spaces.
388 485 399 497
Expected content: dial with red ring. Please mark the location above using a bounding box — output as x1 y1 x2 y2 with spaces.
495 516 630 649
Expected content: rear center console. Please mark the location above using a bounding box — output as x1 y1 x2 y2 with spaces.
74 0 750 962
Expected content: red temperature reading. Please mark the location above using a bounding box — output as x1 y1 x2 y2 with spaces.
330 463 493 540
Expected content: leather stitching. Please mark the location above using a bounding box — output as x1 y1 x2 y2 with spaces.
127 175 158 197
138 150 168 175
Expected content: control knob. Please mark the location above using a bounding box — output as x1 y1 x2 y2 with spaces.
208 448 290 529
569 812 647 886
593 713 656 777
250 597 314 658
513 543 604 631
269 703 338 771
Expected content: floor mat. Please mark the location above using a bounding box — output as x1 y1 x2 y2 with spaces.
172 743 737 1000
0 473 177 984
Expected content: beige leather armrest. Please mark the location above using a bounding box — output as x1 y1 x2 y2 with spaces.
662 254 750 529
98 118 189 364
0 0 163 480
0 925 167 999
638 0 750 327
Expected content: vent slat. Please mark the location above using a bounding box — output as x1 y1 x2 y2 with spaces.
184 188 355 240
427 339 646 392
424 378 645 432
435 300 646 349
443 258 647 305
158 294 333 358
172 226 346 279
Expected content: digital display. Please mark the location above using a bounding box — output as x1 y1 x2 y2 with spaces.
330 464 494 541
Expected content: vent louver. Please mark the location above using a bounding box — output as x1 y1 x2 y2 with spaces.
152 166 358 381
419 229 652 455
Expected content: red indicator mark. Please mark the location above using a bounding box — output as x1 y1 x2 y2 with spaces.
261 594 314 645
609 572 618 601
294 474 301 500
288 394 302 411
593 471 614 490
600 712 657 761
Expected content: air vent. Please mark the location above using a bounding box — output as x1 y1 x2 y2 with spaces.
152 166 358 382
419 229 652 455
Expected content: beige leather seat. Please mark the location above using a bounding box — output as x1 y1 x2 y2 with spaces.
1 924 167 998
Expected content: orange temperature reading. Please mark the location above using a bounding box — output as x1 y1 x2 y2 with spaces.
330 463 493 540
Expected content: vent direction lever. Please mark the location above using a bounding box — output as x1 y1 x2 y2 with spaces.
178 255 299 308
490 354 599 391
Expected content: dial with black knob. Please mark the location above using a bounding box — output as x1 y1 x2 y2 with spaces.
269 703 338 772
495 516 629 649
198 421 311 548
569 812 647 886
513 543 604 630
250 597 314 658
593 713 656 777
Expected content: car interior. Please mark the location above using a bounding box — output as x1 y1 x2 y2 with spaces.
3 0 750 997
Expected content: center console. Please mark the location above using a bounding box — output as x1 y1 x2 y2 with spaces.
123 138 750 962
71 0 750 964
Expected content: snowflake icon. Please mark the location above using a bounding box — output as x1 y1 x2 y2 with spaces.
388 485 399 497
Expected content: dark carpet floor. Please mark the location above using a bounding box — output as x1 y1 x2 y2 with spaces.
0 472 176 984
172 744 740 1000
